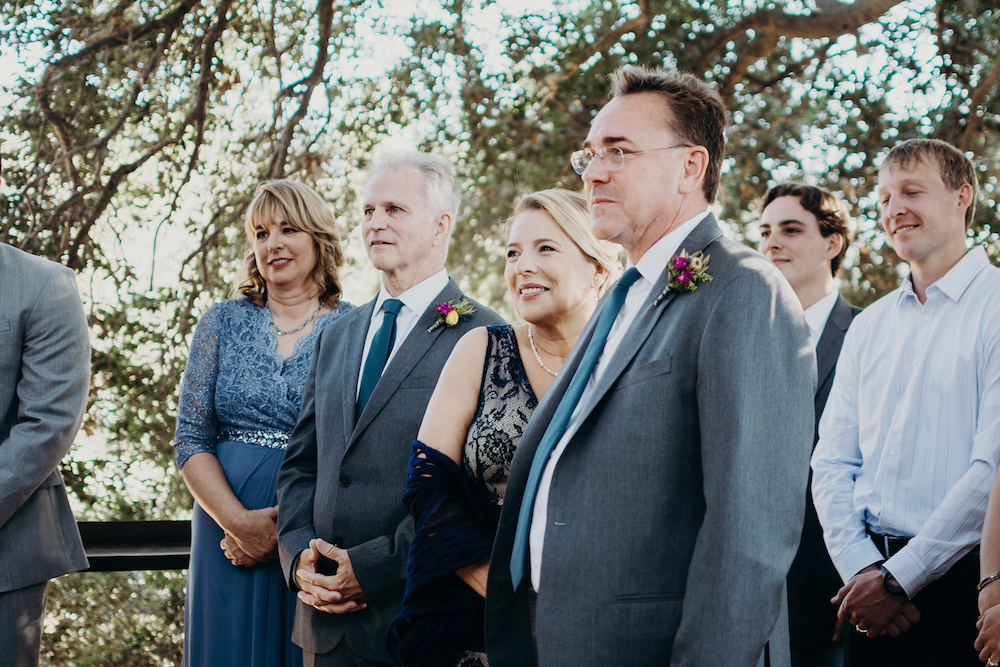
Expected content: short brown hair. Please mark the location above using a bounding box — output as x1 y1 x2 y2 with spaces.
880 138 978 228
758 182 852 276
609 66 728 203
235 180 345 307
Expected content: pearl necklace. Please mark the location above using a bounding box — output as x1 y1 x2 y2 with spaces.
269 300 324 336
527 324 559 377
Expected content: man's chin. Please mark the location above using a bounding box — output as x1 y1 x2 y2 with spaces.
366 250 395 270
590 216 622 243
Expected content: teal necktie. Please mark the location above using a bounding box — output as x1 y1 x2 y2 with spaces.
356 298 403 419
509 267 642 590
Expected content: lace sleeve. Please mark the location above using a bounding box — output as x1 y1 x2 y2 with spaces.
173 303 224 469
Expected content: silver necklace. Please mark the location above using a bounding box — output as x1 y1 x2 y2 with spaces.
527 324 559 377
269 300 324 336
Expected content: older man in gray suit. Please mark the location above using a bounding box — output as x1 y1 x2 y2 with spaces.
277 152 503 666
0 242 90 666
485 66 816 666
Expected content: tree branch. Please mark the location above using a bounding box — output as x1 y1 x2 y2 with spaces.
696 0 907 74
960 54 1000 150
538 7 653 100
265 0 336 178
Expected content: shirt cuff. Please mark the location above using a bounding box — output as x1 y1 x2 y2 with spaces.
836 538 886 585
884 548 929 599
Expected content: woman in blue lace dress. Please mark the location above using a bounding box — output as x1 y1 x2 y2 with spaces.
387 190 621 667
174 180 352 667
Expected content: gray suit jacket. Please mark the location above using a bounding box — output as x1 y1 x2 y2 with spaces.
0 243 90 593
485 216 816 666
277 278 503 662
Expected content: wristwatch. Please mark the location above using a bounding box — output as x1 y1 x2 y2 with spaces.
881 565 906 596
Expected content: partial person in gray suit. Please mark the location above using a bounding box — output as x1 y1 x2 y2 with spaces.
0 242 90 667
759 182 862 667
276 153 504 667
485 66 816 666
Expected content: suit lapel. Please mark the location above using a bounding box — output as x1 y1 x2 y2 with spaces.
349 279 463 445
814 294 853 395
340 300 376 445
575 216 723 420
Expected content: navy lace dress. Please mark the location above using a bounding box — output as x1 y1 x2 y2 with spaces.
387 325 538 667
174 298 352 667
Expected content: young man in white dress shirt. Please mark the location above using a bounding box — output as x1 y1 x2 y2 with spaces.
759 183 862 667
811 138 1000 666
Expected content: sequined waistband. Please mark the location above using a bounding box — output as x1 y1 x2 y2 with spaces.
219 428 290 450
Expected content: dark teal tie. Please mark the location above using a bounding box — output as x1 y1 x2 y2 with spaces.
509 267 642 590
356 298 403 419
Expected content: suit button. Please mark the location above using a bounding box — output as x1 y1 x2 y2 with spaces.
332 538 344 548
339 475 351 487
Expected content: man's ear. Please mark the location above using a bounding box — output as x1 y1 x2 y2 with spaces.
956 182 975 219
825 232 845 261
677 146 709 196
431 211 454 247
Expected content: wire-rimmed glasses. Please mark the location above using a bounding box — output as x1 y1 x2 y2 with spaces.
570 144 692 175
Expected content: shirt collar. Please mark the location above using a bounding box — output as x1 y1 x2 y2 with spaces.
629 211 711 285
372 269 450 319
901 246 988 303
803 289 839 346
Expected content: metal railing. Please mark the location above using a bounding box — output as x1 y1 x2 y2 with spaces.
78 520 191 571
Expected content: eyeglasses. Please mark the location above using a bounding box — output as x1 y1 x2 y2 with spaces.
570 144 692 175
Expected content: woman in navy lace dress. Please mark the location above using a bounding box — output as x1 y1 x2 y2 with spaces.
174 180 352 667
387 190 621 667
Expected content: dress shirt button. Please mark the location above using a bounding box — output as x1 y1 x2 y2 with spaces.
891 450 899 456
922 315 929 322
912 359 918 366
339 475 351 487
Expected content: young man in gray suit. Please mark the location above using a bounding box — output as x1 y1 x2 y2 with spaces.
276 153 503 666
0 242 90 666
485 66 816 666
759 183 862 667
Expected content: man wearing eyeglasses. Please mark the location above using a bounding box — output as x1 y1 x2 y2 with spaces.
486 65 816 666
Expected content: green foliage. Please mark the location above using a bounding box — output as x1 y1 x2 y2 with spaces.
2 0 999 662
42 571 185 667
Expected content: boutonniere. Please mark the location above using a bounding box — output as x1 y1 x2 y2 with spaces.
653 250 712 306
427 298 476 332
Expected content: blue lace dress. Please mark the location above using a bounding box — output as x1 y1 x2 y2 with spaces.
388 325 538 667
174 298 352 667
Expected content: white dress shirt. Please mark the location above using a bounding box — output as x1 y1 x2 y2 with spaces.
528 211 709 592
803 288 839 348
356 269 450 398
811 246 1000 597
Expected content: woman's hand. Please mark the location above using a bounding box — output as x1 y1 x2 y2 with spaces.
224 506 279 562
455 557 490 598
221 533 260 567
976 603 1000 664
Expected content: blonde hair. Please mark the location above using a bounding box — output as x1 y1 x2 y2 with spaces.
234 180 345 307
510 189 622 295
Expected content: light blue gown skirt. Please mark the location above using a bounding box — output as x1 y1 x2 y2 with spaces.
183 440 302 667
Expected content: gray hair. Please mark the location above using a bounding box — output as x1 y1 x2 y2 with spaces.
364 152 460 257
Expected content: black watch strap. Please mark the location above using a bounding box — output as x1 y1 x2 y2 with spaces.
881 565 906 596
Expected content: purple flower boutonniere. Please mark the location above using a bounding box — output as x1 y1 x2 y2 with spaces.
427 298 476 332
653 250 712 306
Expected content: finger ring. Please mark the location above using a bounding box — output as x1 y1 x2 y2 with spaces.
987 658 997 667
856 626 869 633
